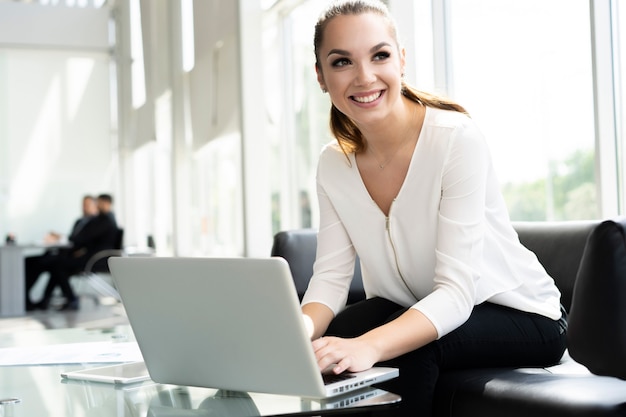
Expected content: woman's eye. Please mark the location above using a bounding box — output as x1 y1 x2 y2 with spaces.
373 51 390 61
331 58 351 67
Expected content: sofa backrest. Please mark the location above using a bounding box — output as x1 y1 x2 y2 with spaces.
271 222 599 311
271 229 365 305
512 221 598 312
270 228 317 299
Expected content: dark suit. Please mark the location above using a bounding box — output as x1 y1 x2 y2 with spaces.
26 212 118 309
66 212 118 266
42 212 118 306
24 215 95 307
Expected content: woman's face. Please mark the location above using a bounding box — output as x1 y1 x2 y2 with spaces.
316 12 405 126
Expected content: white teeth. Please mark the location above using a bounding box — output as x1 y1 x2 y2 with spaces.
353 92 381 103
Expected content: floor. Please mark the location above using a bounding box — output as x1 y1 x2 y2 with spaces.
0 276 130 334
0 298 129 334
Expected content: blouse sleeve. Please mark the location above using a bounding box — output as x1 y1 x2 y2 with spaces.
300 175 356 315
411 117 493 337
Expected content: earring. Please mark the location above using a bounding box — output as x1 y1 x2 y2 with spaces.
321 87 327 93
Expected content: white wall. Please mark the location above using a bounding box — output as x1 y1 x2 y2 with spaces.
0 2 108 50
0 3 115 244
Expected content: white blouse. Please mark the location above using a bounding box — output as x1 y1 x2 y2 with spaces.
301 107 562 338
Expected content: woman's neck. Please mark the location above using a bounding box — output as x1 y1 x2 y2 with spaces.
359 99 422 161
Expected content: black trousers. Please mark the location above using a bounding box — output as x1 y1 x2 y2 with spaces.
42 255 85 302
325 298 567 417
25 251 83 304
25 252 60 304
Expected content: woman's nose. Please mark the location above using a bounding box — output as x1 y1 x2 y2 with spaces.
354 63 376 86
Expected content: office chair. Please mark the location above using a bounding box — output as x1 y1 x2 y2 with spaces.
72 228 125 303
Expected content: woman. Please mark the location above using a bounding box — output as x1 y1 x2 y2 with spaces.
301 1 567 415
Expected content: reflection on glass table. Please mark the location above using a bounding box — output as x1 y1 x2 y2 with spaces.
0 366 399 417
0 326 400 417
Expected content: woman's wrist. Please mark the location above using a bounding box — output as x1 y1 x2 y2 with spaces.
302 314 315 339
357 332 386 364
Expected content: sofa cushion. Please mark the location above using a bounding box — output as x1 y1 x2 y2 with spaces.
434 352 626 417
567 218 626 380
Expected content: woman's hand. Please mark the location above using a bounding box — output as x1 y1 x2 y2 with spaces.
311 335 380 374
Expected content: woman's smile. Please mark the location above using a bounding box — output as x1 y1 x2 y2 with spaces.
351 90 385 104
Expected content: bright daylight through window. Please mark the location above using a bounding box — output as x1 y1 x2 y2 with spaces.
449 0 596 221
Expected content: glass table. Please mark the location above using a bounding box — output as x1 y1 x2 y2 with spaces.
0 326 401 416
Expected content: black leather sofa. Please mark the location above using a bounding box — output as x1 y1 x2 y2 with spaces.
271 218 626 416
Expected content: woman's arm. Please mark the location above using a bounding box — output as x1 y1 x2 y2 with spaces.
301 157 360 316
302 302 334 340
359 308 438 362
312 308 438 374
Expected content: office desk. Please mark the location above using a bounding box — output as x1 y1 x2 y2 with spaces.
0 326 401 417
0 243 70 317
0 245 26 316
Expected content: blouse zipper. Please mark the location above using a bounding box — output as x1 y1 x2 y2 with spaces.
385 211 419 301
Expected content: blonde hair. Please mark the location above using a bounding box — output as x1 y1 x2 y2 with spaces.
314 0 468 154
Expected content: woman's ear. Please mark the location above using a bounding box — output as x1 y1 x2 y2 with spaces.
400 47 406 77
315 64 327 93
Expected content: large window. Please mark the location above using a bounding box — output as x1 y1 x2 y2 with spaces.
616 1 625 212
193 133 243 256
448 0 597 220
264 1 332 234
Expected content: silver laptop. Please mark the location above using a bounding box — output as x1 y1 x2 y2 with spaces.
108 256 398 398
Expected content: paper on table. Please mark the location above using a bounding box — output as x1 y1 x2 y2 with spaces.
0 341 143 366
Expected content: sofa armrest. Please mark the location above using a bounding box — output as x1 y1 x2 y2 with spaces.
567 218 626 380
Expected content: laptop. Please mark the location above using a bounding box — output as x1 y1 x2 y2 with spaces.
107 256 398 398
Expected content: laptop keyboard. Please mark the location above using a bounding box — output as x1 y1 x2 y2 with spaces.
322 373 356 385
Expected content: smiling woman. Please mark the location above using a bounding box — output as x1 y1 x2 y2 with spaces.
300 2 568 416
